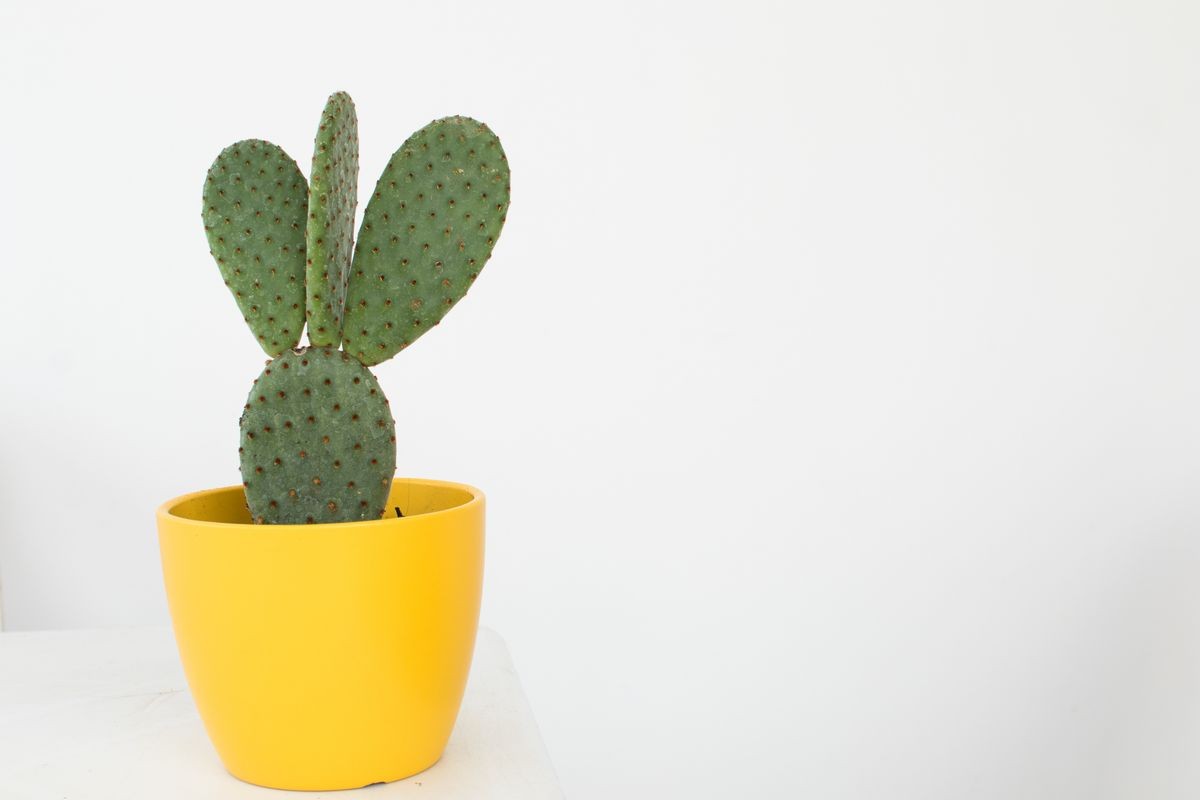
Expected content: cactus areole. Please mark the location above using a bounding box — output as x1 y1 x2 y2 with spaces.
201 93 510 523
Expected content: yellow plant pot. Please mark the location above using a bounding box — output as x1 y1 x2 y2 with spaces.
156 477 485 791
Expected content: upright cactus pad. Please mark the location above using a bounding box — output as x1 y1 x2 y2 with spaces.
202 140 308 356
305 92 359 347
342 116 510 366
239 347 396 524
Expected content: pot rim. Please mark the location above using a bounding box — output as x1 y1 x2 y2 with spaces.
157 476 483 531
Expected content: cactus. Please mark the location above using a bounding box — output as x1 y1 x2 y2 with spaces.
202 140 308 356
239 347 395 524
202 93 509 523
306 92 359 347
343 117 510 365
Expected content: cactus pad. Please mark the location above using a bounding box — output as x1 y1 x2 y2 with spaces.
239 346 396 524
202 140 308 356
342 116 510 366
305 92 359 347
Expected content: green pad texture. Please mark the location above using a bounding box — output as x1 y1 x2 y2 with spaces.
306 92 359 347
240 347 396 524
342 116 509 366
202 140 308 356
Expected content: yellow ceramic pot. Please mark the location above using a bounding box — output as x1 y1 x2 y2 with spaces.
156 477 484 791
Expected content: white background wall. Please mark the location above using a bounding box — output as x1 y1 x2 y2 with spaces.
3 1 1200 797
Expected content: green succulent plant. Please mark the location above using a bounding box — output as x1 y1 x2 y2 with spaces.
202 92 510 523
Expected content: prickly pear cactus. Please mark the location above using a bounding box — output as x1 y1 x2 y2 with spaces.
305 92 359 347
343 117 510 366
201 94 509 524
239 347 395 523
202 140 308 356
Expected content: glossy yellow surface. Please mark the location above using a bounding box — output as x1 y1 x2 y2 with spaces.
156 478 485 791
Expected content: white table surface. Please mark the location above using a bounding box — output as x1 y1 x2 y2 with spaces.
0 626 561 799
